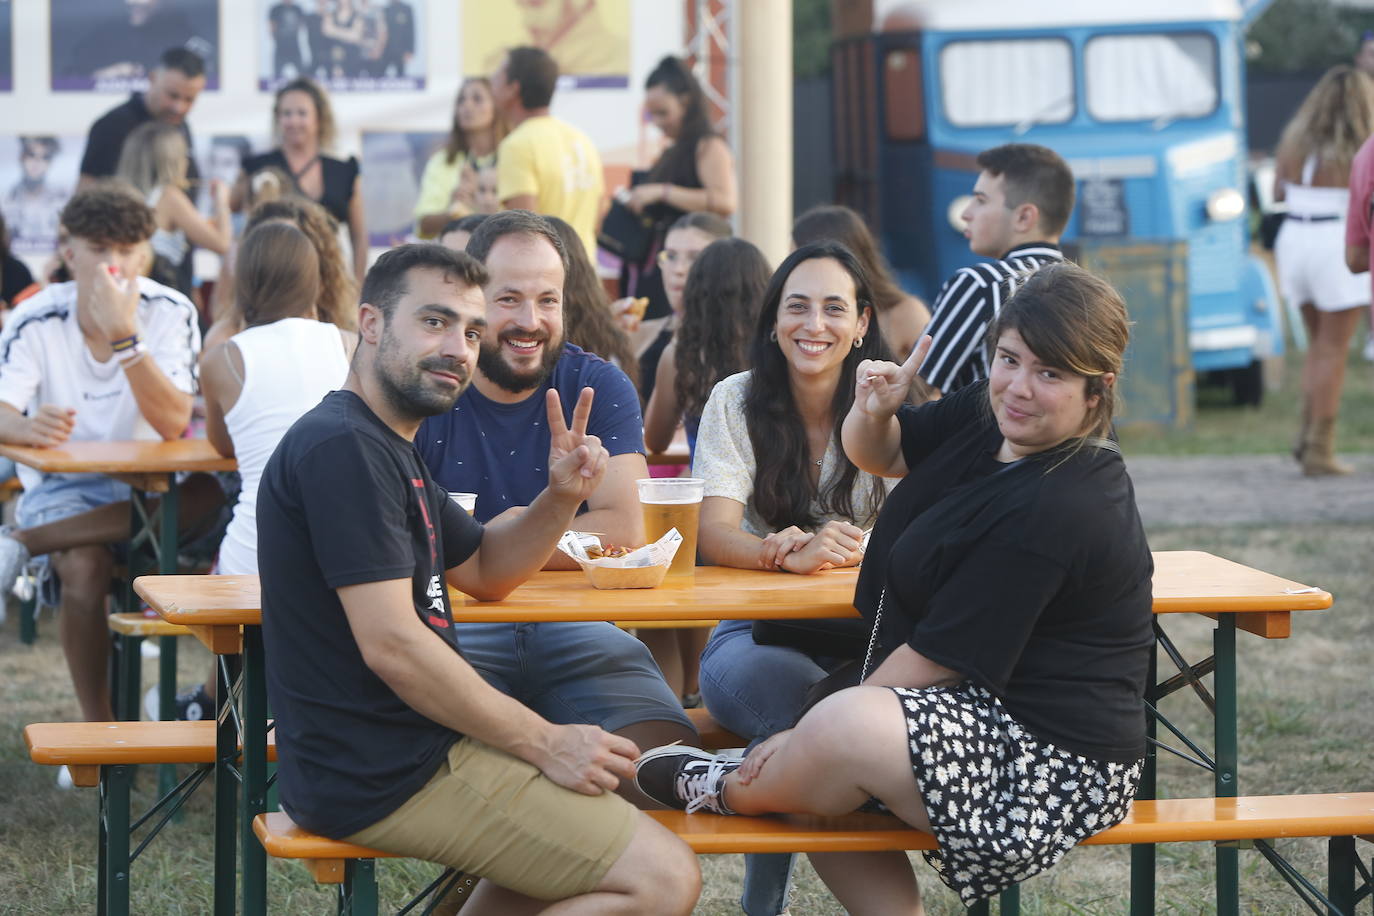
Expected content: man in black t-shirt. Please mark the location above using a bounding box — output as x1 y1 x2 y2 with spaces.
257 243 699 911
79 47 205 188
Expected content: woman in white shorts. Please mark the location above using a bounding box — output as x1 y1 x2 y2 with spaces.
1273 65 1374 475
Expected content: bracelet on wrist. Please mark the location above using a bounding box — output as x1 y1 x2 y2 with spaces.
118 348 148 370
117 342 146 364
110 332 141 354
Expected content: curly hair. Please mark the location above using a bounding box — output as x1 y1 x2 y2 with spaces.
1277 64 1374 179
246 197 357 329
60 185 155 246
545 216 640 390
673 237 770 422
272 77 337 150
744 242 890 532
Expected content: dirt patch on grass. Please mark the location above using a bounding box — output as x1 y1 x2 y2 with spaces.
1130 454 1374 528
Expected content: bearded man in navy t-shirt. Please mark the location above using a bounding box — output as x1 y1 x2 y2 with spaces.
415 211 698 792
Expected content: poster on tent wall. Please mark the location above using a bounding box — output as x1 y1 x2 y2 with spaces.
257 0 426 92
462 0 630 89
0 1 13 93
49 0 220 92
0 134 83 256
361 130 446 247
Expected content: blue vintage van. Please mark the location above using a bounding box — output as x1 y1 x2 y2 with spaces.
834 0 1280 408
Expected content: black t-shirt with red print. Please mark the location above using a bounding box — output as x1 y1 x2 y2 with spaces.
259 390 483 839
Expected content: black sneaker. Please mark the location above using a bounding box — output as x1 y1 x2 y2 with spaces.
635 745 741 814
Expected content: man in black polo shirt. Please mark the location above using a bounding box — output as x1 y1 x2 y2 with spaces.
257 243 699 912
918 144 1074 396
78 47 205 188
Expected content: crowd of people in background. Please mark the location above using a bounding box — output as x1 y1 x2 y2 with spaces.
1 31 1371 916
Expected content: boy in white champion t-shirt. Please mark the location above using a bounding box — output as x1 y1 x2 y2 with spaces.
0 187 206 723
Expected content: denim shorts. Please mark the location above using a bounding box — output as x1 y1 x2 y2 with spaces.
453 621 694 734
16 473 132 606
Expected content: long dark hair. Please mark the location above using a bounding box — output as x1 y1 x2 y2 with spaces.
545 216 640 391
674 237 770 421
744 243 890 531
792 205 908 314
645 56 714 186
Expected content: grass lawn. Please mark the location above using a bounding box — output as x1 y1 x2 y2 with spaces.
2 517 1368 914
1119 348 1374 456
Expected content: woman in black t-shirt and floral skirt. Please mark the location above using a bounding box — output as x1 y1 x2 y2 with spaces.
635 263 1154 912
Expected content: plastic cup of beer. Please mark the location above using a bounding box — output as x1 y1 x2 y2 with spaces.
448 491 477 514
636 478 703 577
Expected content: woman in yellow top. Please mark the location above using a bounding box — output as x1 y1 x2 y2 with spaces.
414 78 507 239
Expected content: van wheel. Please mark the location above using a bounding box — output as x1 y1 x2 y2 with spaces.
1231 359 1263 407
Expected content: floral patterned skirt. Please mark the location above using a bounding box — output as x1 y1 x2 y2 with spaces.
891 683 1143 905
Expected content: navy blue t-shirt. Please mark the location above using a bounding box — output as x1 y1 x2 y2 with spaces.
416 343 645 523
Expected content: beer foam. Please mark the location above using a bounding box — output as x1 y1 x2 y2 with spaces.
640 497 701 505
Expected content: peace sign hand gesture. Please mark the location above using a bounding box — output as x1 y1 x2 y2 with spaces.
854 335 932 419
546 387 609 504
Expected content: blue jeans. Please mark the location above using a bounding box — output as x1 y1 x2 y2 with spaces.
699 619 848 915
16 473 130 605
453 620 693 733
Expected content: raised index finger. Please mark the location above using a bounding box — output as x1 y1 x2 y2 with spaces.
545 388 570 438
570 386 595 437
899 334 934 381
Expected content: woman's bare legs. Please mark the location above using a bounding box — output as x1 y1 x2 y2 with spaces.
718 687 928 915
810 851 924 916
722 686 930 827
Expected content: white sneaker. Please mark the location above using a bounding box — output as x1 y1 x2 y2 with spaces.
0 530 31 599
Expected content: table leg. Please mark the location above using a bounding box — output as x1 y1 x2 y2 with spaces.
241 626 268 916
153 478 180 801
112 633 141 722
1214 616 1238 915
213 658 237 916
103 764 132 916
157 478 179 575
1130 641 1159 915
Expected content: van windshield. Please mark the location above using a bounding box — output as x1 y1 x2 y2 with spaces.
939 39 1074 128
1084 33 1218 123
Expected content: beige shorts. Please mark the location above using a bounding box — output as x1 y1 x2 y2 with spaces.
345 738 637 900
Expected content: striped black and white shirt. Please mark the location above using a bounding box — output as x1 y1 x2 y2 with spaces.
917 243 1063 395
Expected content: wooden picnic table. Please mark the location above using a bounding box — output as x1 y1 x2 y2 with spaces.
134 551 1331 916
2 439 237 788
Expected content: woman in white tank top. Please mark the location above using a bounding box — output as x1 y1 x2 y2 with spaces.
1272 65 1374 475
200 221 355 574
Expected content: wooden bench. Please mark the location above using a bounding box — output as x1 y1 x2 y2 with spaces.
253 793 1374 916
108 612 191 722
25 720 278 916
686 706 746 750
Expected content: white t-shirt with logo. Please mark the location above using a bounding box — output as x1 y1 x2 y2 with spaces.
0 277 200 491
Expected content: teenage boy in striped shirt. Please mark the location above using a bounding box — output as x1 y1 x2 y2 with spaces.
919 143 1075 396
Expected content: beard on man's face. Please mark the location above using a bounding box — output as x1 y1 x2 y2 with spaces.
477 326 564 394
374 327 473 420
